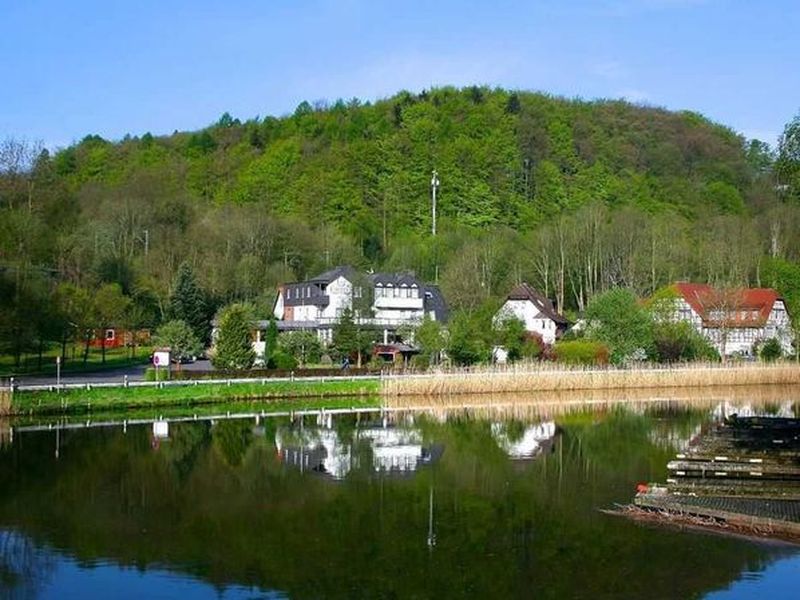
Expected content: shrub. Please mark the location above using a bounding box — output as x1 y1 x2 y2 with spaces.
269 350 298 370
552 340 609 366
760 338 783 362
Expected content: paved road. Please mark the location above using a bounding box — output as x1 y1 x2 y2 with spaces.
12 359 213 386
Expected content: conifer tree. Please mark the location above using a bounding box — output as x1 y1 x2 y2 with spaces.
212 303 255 370
168 263 209 344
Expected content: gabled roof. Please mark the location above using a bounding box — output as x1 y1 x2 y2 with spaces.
505 283 568 324
422 284 449 323
309 265 357 284
674 282 781 327
369 272 420 287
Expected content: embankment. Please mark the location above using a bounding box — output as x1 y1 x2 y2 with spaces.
382 363 800 399
6 379 380 417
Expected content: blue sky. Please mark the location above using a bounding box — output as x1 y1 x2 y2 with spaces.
1 0 798 149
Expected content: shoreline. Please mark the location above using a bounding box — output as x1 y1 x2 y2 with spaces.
3 362 800 417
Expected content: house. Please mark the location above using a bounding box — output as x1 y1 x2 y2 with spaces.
670 282 793 357
272 266 448 344
88 328 151 349
493 283 568 345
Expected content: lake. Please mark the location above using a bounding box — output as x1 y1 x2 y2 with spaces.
1 397 799 599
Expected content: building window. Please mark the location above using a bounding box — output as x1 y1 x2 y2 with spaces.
106 329 115 341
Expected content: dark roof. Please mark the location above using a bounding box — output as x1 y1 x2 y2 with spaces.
369 272 420 287
309 265 357 284
423 284 449 323
506 283 567 324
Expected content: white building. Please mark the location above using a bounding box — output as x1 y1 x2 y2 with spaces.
493 283 568 346
272 266 448 344
671 282 794 357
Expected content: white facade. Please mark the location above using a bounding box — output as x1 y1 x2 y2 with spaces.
274 269 446 345
671 295 794 357
494 299 560 345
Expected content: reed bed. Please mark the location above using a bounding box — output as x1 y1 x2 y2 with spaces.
384 384 800 419
382 362 800 399
0 388 10 416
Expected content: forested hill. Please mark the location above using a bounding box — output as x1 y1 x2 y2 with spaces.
2 85 800 345
53 86 759 231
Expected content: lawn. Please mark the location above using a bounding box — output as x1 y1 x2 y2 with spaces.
0 345 153 377
10 378 381 416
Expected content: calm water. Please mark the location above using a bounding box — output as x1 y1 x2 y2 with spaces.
1 399 799 599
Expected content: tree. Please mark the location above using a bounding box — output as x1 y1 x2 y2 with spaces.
415 317 446 366
494 316 530 362
168 263 209 345
154 320 202 363
264 317 279 364
93 283 132 364
331 309 373 367
212 303 255 370
777 110 800 200
446 311 491 366
759 337 782 362
279 331 323 366
584 288 654 365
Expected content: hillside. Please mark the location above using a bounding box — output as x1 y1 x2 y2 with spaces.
1 86 799 362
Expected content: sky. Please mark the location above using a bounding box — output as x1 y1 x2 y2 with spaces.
1 0 798 149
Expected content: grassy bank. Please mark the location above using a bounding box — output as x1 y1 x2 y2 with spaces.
9 379 380 416
383 362 800 398
0 346 152 378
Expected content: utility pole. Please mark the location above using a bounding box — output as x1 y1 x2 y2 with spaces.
144 229 149 256
430 170 440 237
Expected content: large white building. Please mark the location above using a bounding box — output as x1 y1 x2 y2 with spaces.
671 282 794 357
493 283 568 345
272 266 448 344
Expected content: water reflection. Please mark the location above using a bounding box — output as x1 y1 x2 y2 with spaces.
0 399 798 598
275 424 443 480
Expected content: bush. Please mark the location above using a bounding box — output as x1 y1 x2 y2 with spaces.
268 350 298 370
760 338 783 362
552 340 609 366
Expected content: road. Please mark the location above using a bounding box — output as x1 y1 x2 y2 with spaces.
12 359 213 386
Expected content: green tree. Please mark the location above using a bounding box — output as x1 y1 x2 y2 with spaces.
264 317 279 363
94 283 132 364
777 110 800 200
447 311 491 366
212 303 255 370
279 331 323 366
759 338 782 362
415 317 446 366
331 309 373 367
585 288 654 365
154 320 203 363
168 263 209 344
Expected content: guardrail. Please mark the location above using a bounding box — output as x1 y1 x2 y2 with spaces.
7 372 386 393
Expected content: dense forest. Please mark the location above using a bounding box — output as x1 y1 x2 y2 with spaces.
2 85 800 366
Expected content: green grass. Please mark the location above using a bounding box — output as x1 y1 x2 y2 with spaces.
10 378 381 416
7 396 383 427
0 345 153 377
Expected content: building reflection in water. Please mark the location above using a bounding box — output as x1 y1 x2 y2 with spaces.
275 420 443 480
491 421 557 460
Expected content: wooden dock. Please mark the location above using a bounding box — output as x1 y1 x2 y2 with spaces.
628 415 800 542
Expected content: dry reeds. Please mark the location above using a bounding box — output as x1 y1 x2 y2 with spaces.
382 362 800 400
0 387 9 416
384 383 800 417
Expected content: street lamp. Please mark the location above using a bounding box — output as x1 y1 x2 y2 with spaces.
430 170 440 236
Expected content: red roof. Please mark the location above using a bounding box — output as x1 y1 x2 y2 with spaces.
673 282 780 327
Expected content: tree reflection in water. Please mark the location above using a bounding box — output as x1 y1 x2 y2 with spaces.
0 401 795 598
